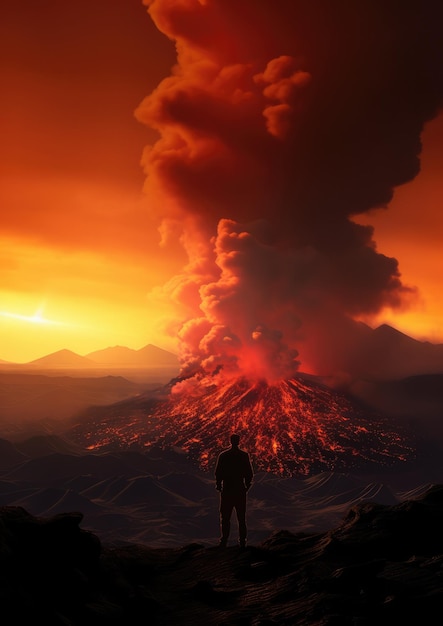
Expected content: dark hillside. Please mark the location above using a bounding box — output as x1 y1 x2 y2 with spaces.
2 485 443 624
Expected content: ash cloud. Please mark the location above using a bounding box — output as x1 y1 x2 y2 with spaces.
137 0 443 381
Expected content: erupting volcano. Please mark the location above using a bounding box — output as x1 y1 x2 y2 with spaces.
76 372 414 477
142 374 413 476
70 1 443 480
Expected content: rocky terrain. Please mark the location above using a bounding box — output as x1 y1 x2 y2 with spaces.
2 485 443 625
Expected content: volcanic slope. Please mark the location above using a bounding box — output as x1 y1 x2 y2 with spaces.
73 375 414 477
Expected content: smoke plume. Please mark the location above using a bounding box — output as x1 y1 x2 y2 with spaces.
136 0 443 381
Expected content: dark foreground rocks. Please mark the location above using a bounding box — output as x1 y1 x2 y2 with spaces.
2 485 443 625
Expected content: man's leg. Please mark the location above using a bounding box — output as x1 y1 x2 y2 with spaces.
219 493 234 546
234 492 247 547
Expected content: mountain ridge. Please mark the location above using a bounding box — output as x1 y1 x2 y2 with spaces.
27 349 97 368
86 343 178 366
1 323 443 378
0 344 179 369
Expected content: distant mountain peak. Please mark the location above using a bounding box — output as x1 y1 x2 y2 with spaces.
86 344 179 367
375 323 406 336
87 346 136 359
136 344 177 356
27 349 96 367
373 324 421 346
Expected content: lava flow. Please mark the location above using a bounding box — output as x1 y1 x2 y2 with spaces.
140 374 413 476
73 374 414 476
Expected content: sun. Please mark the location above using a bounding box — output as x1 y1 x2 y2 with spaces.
0 309 65 326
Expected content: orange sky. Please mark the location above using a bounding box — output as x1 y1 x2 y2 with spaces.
353 113 443 344
1 0 442 364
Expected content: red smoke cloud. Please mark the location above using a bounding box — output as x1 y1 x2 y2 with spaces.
137 0 443 381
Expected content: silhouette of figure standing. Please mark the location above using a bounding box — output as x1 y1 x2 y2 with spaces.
215 434 253 548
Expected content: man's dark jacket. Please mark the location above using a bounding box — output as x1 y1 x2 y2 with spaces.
215 447 253 493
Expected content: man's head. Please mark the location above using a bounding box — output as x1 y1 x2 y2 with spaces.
230 434 240 447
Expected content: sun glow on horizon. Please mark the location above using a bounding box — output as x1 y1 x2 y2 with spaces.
0 309 67 326
0 288 178 363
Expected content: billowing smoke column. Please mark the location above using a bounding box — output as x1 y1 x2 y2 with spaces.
137 0 443 382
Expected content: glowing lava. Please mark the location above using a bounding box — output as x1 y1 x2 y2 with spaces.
73 374 413 476
142 375 413 476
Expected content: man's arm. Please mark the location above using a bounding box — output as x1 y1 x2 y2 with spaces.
215 454 223 491
244 453 253 490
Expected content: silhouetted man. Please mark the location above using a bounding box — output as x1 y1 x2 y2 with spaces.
215 433 253 548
